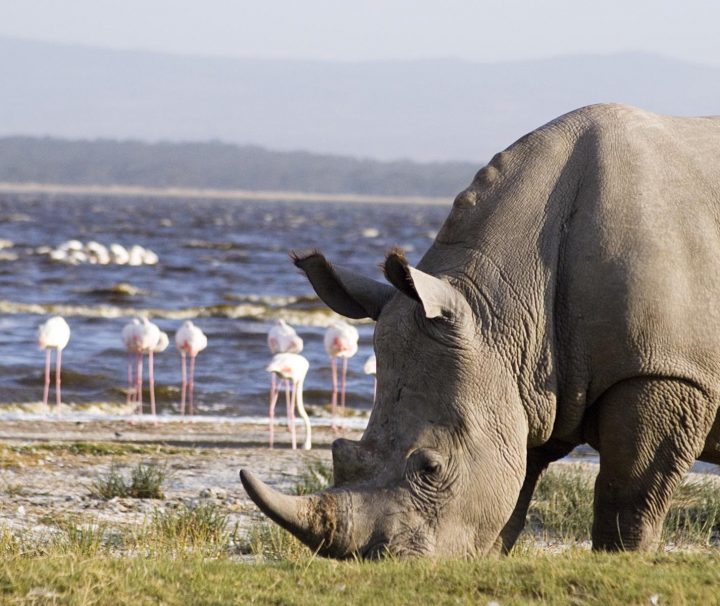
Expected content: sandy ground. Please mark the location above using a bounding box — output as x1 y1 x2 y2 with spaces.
0 418 360 549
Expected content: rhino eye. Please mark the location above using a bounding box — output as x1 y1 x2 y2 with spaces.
407 448 444 477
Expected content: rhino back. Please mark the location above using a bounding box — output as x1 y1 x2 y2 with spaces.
422 104 720 443
553 106 720 438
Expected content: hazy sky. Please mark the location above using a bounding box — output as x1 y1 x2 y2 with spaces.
1 0 719 65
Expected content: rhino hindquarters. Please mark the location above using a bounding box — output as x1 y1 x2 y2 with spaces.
588 377 715 551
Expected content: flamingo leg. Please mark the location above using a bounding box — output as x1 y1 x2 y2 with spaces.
295 378 312 450
180 352 187 415
340 356 348 411
330 356 338 430
127 353 135 406
148 350 156 416
268 373 279 448
286 379 296 450
188 354 196 416
136 352 143 414
42 348 51 407
55 348 62 416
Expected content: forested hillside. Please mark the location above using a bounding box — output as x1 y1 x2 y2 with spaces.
0 137 476 197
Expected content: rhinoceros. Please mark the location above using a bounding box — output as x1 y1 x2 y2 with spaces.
241 103 720 558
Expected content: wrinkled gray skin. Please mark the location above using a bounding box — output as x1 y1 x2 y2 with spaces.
241 103 720 558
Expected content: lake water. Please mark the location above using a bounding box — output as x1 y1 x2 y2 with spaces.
0 192 449 419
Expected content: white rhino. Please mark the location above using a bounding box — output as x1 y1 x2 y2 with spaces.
241 103 720 557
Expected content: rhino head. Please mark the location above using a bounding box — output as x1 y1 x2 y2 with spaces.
241 248 530 558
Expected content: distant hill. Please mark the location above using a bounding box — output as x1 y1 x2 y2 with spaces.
1 37 719 163
0 137 476 197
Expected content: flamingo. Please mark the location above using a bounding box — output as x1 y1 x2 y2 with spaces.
324 320 359 429
121 318 142 407
145 328 168 416
267 319 303 354
267 352 312 450
363 354 377 404
37 316 70 414
175 321 207 416
267 320 303 444
121 317 161 414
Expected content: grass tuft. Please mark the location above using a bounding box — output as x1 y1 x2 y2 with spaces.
243 520 309 561
90 461 166 499
146 503 234 554
293 460 333 496
664 479 720 546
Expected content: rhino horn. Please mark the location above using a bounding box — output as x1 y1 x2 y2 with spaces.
292 250 394 320
383 249 470 320
240 469 350 557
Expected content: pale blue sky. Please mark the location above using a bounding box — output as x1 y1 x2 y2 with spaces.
1 0 718 65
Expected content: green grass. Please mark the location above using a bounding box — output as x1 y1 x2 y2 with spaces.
90 462 166 499
0 551 717 605
14 441 187 457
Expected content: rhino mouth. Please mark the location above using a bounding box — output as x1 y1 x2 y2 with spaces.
360 539 389 559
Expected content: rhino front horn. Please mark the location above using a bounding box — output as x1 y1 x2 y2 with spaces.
240 469 349 557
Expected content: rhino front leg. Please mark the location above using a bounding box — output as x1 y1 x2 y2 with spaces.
589 377 716 551
494 439 576 554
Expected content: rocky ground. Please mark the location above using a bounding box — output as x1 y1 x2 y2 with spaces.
0 419 358 550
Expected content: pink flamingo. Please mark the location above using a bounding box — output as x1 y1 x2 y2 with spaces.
267 352 312 450
267 319 303 355
121 318 142 408
175 321 207 416
121 317 161 414
324 320 359 429
37 316 70 415
267 320 303 446
363 353 377 404
146 330 168 416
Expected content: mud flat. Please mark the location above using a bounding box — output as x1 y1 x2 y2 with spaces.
0 418 360 550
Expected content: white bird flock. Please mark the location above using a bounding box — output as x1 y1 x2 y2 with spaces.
37 240 159 266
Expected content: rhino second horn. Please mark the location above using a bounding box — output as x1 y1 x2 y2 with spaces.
240 469 346 556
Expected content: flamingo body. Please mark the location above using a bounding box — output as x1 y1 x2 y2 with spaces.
37 316 70 413
267 352 312 450
121 317 162 415
267 319 303 354
38 316 71 350
324 320 359 428
175 321 207 416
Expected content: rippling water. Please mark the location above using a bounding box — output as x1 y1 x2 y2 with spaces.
0 193 449 418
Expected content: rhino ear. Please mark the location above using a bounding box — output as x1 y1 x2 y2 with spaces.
383 249 468 320
292 251 394 320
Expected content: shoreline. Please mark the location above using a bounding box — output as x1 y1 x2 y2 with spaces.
0 181 451 206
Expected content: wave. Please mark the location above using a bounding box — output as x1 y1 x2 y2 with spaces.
0 297 371 326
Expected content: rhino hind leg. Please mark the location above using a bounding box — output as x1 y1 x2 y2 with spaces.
495 439 576 554
589 377 715 551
